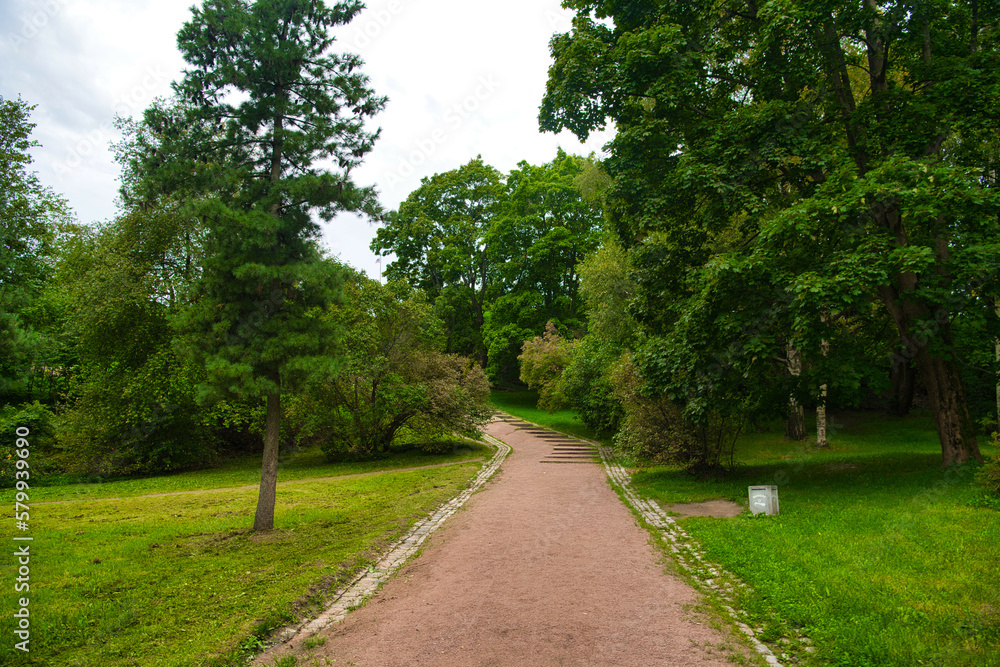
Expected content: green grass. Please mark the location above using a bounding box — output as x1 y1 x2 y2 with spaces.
499 399 1000 666
1 442 491 666
490 389 610 443
25 439 486 503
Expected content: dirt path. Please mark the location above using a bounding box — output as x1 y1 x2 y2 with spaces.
267 420 748 666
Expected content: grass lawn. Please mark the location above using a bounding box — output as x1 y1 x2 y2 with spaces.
498 398 1000 667
1 441 492 666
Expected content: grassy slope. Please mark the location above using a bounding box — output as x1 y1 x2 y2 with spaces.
1 443 491 666
497 395 1000 667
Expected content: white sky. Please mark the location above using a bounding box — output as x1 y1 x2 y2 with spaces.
0 0 612 279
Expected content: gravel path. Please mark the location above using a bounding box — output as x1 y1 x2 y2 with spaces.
265 419 748 666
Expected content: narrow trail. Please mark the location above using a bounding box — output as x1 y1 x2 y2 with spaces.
263 418 748 666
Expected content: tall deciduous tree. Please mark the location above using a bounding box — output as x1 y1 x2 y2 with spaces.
372 157 503 366
542 0 1000 465
135 0 385 531
0 97 69 400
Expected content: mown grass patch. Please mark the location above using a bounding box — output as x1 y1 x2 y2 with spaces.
27 439 488 503
1 444 488 666
637 412 1000 666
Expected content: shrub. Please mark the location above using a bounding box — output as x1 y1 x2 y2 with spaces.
57 347 212 477
610 355 743 471
287 279 492 460
0 401 59 486
977 431 1000 501
561 336 624 434
518 321 577 412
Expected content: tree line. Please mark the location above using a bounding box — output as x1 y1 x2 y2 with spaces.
3 0 999 530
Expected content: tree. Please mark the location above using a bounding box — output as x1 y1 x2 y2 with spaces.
372 157 504 366
373 152 604 382
135 0 385 531
0 97 70 401
542 0 1000 465
484 151 603 381
518 321 578 412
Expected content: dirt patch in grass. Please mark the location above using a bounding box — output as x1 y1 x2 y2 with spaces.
662 499 744 518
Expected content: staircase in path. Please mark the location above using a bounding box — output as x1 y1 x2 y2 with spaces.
493 412 599 463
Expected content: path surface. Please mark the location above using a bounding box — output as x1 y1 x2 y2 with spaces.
269 419 746 666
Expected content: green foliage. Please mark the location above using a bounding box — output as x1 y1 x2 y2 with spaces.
561 237 637 433
610 355 743 471
542 0 1000 464
0 96 70 400
0 401 57 486
374 151 604 382
518 321 578 412
59 346 210 477
976 433 1000 506
53 208 214 476
561 336 624 434
287 277 492 460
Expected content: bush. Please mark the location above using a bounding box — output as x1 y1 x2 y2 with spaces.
977 431 1000 500
610 355 743 471
57 347 212 477
0 401 59 486
287 278 493 460
561 336 624 434
518 321 577 412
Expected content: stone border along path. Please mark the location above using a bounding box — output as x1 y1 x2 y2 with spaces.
253 432 512 661
596 444 786 667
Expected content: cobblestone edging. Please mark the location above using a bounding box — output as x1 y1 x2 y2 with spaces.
597 446 787 667
262 434 511 656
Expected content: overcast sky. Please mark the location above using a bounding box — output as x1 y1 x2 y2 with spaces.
0 0 612 278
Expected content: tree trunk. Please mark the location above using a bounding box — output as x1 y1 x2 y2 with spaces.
253 389 281 532
816 388 828 448
785 342 808 441
816 318 830 448
996 300 999 427
889 354 917 417
916 350 982 465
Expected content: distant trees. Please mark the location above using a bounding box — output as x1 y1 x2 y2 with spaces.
373 150 604 383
